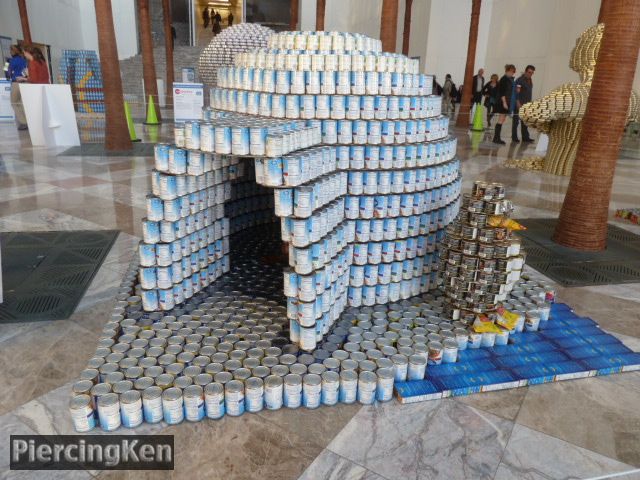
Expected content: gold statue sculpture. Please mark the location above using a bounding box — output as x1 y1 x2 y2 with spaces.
518 24 639 176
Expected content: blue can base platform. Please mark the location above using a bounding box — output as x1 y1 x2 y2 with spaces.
395 303 640 404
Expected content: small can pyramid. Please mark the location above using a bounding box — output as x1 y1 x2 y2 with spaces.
438 181 526 326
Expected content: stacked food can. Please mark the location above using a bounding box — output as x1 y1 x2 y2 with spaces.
435 181 553 347
209 30 461 351
198 23 275 87
59 49 105 114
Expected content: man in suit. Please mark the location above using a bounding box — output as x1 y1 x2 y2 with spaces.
472 68 485 104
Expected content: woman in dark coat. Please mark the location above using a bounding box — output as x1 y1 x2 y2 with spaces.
482 73 499 127
493 64 516 144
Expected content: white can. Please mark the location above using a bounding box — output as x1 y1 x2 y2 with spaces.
182 384 204 421
97 393 121 431
302 374 322 409
376 368 394 402
357 371 377 405
321 371 340 406
245 377 264 413
284 374 302 408
339 370 358 404
69 395 96 432
204 382 225 419
120 390 143 428
407 354 427 380
225 380 245 416
264 375 284 410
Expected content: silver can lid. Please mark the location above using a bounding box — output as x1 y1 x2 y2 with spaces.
376 367 394 380
409 354 427 366
214 371 233 384
113 380 134 394
134 377 154 390
245 377 264 390
72 380 94 395
359 371 377 383
359 360 377 372
284 373 302 386
340 370 358 381
322 371 339 383
204 382 224 396
91 383 112 396
99 392 119 407
264 375 283 388
69 394 92 410
391 354 408 365
195 373 213 386
252 366 271 379
225 380 244 393
174 376 193 389
270 365 289 377
162 387 183 401
184 385 204 398
121 390 141 404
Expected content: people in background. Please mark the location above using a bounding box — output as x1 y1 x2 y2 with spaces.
23 46 50 84
432 76 443 96
228 12 234 26
7 45 28 130
212 10 222 35
472 68 485 104
482 73 499 127
442 74 455 117
493 64 516 144
513 64 535 142
202 7 210 28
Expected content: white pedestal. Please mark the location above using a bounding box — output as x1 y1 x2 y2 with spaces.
20 84 80 147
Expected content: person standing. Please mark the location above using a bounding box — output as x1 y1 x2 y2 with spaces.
493 64 516 144
472 68 485 104
7 45 28 130
482 73 499 127
202 7 210 28
513 64 535 142
442 74 455 117
23 46 50 84
228 12 234 26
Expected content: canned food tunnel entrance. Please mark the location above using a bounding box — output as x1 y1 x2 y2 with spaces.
218 157 287 306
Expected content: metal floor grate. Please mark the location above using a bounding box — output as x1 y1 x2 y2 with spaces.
59 143 155 157
516 218 640 287
0 230 119 323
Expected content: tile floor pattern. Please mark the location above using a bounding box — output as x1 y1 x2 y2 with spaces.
1 121 640 479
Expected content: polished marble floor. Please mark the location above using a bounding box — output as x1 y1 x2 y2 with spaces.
1 119 640 480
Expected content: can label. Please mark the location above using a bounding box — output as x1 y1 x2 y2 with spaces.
284 383 302 408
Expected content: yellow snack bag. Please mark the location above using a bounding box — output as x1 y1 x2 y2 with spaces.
488 216 527 231
495 306 520 331
472 315 503 333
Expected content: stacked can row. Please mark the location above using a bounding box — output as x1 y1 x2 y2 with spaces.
71 366 395 432
334 137 457 169
237 50 418 75
217 66 434 99
175 115 321 158
211 88 448 126
266 31 382 55
138 147 236 312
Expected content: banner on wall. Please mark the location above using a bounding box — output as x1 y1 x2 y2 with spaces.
181 68 196 83
173 82 204 122
0 80 14 122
